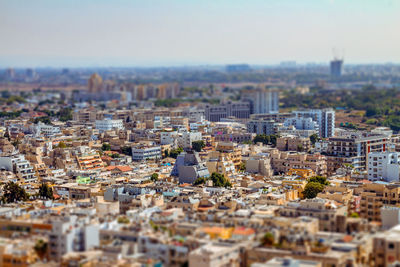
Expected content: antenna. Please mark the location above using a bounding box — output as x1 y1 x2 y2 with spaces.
332 47 344 61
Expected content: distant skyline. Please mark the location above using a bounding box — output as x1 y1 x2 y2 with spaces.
1 0 399 68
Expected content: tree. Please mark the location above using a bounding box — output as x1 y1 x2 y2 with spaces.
121 146 132 156
34 117 52 125
303 182 325 199
350 212 359 218
239 162 246 172
58 108 73 122
38 183 54 199
253 134 279 146
2 181 28 203
169 147 183 159
309 134 319 145
253 134 270 145
102 143 111 151
192 140 205 152
210 172 231 188
111 153 120 159
150 173 159 182
34 239 48 259
117 216 130 224
193 177 208 185
261 232 274 246
163 149 170 158
308 176 329 185
297 144 303 152
57 141 67 149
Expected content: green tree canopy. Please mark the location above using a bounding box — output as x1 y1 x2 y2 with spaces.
38 183 54 200
34 239 48 259
308 176 329 185
192 140 205 152
261 232 275 246
169 147 183 159
150 173 159 182
210 172 231 188
102 143 111 151
309 134 319 145
2 181 28 203
193 177 208 185
303 182 325 199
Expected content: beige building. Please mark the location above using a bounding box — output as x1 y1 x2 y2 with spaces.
270 149 327 176
277 136 311 152
279 198 347 232
189 242 246 267
246 155 273 177
357 183 400 222
373 225 400 267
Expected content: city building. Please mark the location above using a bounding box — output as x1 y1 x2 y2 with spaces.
368 151 400 182
95 119 124 132
132 146 162 161
292 109 335 138
205 101 250 122
171 151 210 184
276 136 311 152
373 224 400 266
279 198 347 232
327 133 388 173
330 59 343 77
49 215 99 261
242 88 279 114
247 119 280 135
88 73 103 93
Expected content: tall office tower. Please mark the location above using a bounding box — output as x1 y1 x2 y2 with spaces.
88 73 103 93
5 68 15 80
26 68 36 79
330 59 343 77
242 88 279 114
293 108 335 138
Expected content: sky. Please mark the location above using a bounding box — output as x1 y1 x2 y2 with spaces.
0 0 399 67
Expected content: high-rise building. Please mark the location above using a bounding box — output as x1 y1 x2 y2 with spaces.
25 68 36 79
368 151 400 182
292 109 335 138
242 88 279 114
88 73 103 93
327 133 388 173
5 68 15 80
330 59 343 77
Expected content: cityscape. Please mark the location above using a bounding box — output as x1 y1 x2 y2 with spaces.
1 1 400 267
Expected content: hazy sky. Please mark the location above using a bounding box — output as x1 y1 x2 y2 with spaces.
0 0 399 67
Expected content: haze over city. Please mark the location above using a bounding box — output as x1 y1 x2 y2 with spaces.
1 0 400 67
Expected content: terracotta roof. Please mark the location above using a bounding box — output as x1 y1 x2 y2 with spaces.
343 235 353 242
233 227 255 236
105 165 132 172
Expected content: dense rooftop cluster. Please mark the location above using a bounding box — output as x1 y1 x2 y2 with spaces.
0 73 400 267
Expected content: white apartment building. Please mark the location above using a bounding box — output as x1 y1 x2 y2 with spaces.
189 242 244 267
132 146 162 161
0 154 35 182
160 131 178 145
368 151 400 182
31 122 61 137
292 109 335 138
284 117 319 132
178 132 202 148
242 88 279 114
49 215 99 261
95 119 124 132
